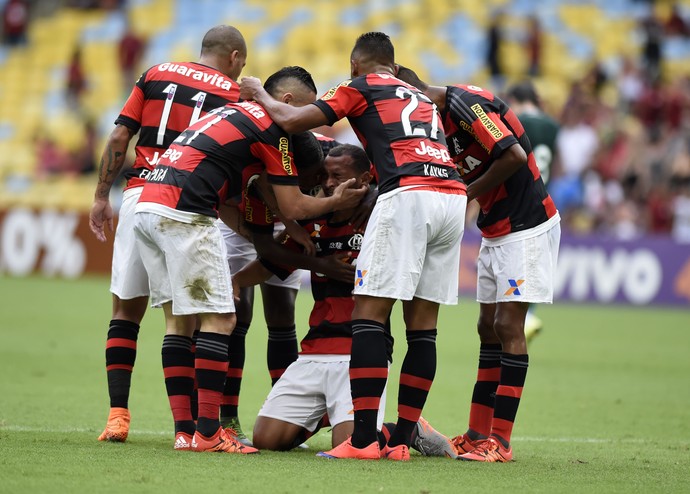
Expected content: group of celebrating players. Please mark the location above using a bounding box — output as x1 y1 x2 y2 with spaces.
89 24 560 463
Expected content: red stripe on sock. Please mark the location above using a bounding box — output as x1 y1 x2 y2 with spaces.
468 403 494 437
197 390 222 420
269 368 286 379
226 368 243 378
399 373 433 391
495 385 523 399
491 417 515 443
106 338 137 350
221 396 239 406
353 397 381 410
477 367 501 381
195 358 228 372
350 367 389 379
106 364 133 372
163 366 195 379
169 395 193 421
398 404 422 422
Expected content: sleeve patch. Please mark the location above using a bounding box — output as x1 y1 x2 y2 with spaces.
471 103 504 140
321 80 352 101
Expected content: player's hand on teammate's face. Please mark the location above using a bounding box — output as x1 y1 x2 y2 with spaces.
239 77 263 100
89 198 114 242
319 253 356 284
348 186 378 233
331 178 368 210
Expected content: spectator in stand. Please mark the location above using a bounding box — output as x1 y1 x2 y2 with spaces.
2 0 28 46
665 3 690 37
640 12 664 82
525 15 542 77
66 44 87 112
486 10 505 91
118 21 145 95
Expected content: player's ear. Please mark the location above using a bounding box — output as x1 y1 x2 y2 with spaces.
282 92 293 105
360 171 372 185
394 64 400 76
350 59 358 78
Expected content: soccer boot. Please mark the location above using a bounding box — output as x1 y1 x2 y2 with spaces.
458 437 513 462
191 427 259 454
381 443 410 461
451 432 483 455
317 437 380 460
222 417 254 447
173 432 193 451
97 407 130 442
412 416 457 458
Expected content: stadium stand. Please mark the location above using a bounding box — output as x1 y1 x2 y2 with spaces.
0 0 689 238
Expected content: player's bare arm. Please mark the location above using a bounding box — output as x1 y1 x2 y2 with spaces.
271 179 366 221
465 143 527 202
218 203 252 241
89 124 135 242
240 76 329 133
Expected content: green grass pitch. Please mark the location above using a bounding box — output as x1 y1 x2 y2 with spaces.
0 275 689 493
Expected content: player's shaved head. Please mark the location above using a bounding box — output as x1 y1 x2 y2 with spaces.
328 144 371 174
200 25 246 58
351 32 394 67
396 65 429 92
264 66 318 104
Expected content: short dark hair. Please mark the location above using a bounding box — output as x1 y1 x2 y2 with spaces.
327 144 371 174
352 32 394 65
396 65 429 91
292 131 324 172
264 66 317 97
506 80 540 107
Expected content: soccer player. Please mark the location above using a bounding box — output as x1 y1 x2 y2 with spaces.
132 68 367 453
216 67 324 445
240 32 467 461
233 145 456 459
505 80 560 343
89 25 248 443
396 67 561 462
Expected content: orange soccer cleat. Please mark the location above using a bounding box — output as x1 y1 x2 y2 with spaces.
451 432 483 455
317 438 380 460
191 427 259 454
97 407 131 442
458 437 513 463
381 443 410 461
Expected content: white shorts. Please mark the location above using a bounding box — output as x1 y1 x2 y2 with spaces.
218 221 303 290
354 188 467 305
258 356 387 431
477 221 561 304
133 212 235 315
110 187 149 299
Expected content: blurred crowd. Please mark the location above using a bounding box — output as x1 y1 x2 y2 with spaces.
2 0 690 241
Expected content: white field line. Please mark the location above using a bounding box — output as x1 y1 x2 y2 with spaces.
0 424 648 443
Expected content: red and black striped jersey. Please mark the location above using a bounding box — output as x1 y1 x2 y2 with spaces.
116 61 241 189
313 74 465 195
260 216 363 355
443 84 557 238
137 101 300 219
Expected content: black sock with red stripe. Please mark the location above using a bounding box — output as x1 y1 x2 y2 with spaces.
105 319 139 409
190 330 199 421
491 353 529 448
267 325 298 386
220 322 249 423
468 343 502 439
388 329 437 448
161 334 195 435
350 319 389 448
194 332 229 437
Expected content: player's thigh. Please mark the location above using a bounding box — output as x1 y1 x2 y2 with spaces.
258 359 326 432
493 227 560 304
162 219 235 316
133 212 172 309
111 188 149 300
415 192 466 305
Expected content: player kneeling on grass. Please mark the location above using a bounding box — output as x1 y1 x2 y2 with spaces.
233 145 456 459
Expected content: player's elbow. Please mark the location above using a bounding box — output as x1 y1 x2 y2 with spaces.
110 124 134 147
505 144 528 171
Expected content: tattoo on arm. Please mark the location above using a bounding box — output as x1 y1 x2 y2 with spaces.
95 127 132 199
